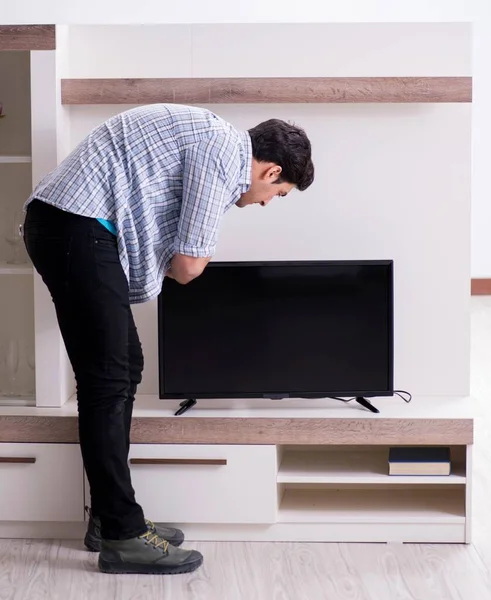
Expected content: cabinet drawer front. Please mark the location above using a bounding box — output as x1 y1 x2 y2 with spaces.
127 445 277 524
0 443 84 521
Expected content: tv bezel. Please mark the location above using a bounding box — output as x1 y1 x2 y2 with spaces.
157 259 394 400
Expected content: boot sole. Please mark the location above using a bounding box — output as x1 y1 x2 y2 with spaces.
98 554 203 575
85 532 185 553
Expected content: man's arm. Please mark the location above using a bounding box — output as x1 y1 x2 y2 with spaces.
167 255 211 285
170 134 238 284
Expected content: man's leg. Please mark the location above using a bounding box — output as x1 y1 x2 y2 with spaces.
24 200 202 574
86 309 142 527
124 311 143 454
84 308 186 550
23 200 146 540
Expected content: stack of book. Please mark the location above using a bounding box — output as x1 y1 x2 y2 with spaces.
388 446 451 476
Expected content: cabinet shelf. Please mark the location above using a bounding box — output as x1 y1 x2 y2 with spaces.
278 449 466 485
61 76 472 105
278 488 465 524
0 156 32 164
0 264 33 276
0 396 35 407
0 25 55 51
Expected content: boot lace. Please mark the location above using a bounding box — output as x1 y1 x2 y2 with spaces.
139 529 169 553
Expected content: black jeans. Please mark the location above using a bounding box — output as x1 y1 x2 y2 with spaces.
23 199 147 540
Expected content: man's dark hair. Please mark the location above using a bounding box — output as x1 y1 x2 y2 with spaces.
248 119 314 191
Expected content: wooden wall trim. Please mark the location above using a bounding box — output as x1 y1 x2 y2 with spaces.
0 25 55 51
471 279 491 295
0 415 473 445
61 76 472 105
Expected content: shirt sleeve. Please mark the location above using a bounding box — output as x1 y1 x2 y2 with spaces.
174 134 238 258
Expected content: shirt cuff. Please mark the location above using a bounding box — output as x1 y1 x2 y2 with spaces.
173 239 216 258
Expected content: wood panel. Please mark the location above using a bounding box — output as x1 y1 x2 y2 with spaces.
0 415 473 445
471 279 491 295
0 417 79 444
61 76 472 105
0 25 55 51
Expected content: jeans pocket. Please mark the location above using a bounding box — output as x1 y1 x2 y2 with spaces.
93 221 118 249
91 226 126 290
93 235 119 265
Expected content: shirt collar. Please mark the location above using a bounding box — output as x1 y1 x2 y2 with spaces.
238 130 252 193
223 130 253 213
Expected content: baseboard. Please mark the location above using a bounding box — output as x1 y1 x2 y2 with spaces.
0 521 467 544
471 279 491 295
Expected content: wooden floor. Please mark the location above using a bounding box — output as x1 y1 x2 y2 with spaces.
1 296 490 600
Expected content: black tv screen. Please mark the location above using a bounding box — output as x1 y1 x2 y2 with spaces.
158 261 393 399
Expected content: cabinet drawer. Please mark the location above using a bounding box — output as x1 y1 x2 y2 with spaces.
0 443 84 521
127 445 277 524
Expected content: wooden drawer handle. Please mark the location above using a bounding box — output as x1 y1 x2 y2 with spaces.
0 457 36 464
129 458 227 466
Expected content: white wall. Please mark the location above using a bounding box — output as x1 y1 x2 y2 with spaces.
61 23 471 400
0 0 482 24
470 18 491 277
66 23 471 78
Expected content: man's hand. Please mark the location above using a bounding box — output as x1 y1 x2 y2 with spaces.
169 254 211 285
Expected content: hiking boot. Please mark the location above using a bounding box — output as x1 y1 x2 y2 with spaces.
98 530 203 575
84 506 185 552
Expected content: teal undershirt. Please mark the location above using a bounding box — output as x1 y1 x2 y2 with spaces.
97 218 117 235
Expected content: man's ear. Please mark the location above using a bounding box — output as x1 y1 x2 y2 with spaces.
265 164 282 182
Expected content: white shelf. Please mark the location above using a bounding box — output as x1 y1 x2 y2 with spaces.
0 263 33 276
278 488 465 524
278 450 465 485
0 156 32 164
0 395 35 407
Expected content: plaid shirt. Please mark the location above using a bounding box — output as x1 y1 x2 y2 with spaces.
25 104 252 303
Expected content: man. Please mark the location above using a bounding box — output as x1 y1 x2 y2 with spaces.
22 103 314 575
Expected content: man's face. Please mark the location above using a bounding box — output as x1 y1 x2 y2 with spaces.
236 160 295 208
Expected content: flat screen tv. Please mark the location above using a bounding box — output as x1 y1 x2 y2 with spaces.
158 260 393 413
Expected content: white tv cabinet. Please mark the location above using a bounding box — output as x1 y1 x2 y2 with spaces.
0 25 474 546
0 395 473 544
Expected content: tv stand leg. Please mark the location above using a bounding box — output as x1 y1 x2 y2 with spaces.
174 399 197 416
355 396 380 414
